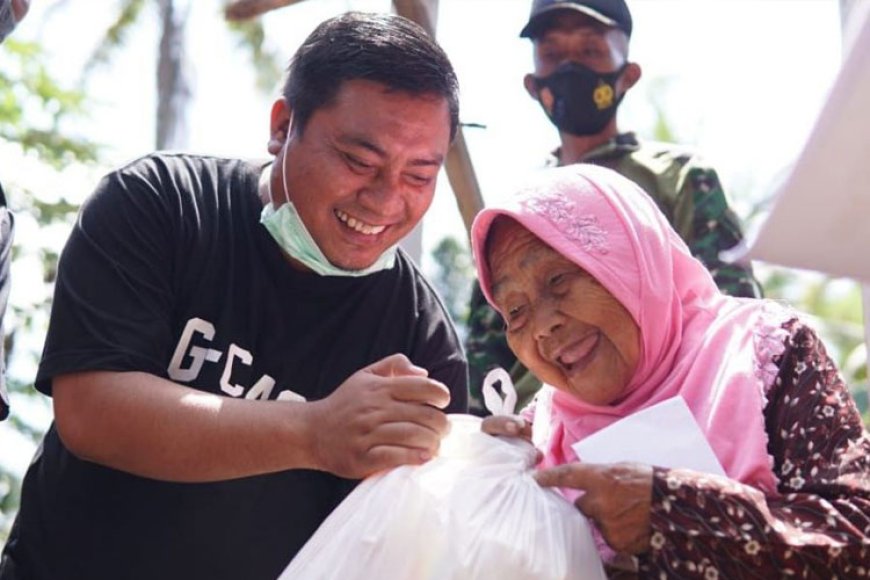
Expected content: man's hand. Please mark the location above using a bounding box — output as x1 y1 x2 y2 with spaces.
534 462 653 555
306 354 452 479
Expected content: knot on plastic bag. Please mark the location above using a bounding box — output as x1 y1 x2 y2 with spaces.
438 414 538 470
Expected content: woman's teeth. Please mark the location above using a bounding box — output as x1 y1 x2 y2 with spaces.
336 210 386 235
558 333 600 367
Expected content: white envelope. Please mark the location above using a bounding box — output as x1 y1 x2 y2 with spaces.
571 396 725 476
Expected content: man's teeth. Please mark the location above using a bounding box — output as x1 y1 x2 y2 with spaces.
336 210 386 235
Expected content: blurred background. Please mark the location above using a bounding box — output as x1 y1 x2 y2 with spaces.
1 0 866 541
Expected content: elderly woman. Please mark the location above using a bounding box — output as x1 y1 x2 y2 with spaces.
473 164 870 577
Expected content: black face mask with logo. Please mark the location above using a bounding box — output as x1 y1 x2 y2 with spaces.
533 62 627 136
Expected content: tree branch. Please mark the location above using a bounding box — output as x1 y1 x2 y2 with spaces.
223 0 307 21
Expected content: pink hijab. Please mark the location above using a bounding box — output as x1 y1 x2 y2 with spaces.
472 164 790 493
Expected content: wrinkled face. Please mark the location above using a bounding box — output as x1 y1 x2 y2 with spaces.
272 79 451 271
532 11 627 76
487 219 640 405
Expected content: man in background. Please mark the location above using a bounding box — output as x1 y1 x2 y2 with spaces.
0 0 32 421
0 0 27 41
466 0 762 413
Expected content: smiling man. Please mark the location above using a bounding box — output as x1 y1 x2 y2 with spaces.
0 12 468 580
266 77 451 272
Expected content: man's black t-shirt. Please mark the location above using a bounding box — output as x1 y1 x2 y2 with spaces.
1 154 468 580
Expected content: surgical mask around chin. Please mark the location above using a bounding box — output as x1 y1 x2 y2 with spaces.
259 201 397 277
259 136 397 277
534 61 626 136
0 0 17 42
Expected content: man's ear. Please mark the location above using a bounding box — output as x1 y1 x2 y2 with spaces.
13 0 31 22
523 73 540 101
268 98 292 155
620 62 642 93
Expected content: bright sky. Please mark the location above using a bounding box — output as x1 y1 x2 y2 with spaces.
0 0 846 475
16 0 844 231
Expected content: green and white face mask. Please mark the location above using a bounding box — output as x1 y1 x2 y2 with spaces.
258 141 397 277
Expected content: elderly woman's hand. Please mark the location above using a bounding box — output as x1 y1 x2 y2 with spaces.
481 415 533 442
535 462 653 555
481 415 544 464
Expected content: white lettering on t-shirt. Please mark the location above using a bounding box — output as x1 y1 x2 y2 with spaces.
168 318 222 382
168 317 306 403
246 375 276 400
221 344 252 397
276 390 306 402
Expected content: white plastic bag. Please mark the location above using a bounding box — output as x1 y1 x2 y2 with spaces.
278 413 605 580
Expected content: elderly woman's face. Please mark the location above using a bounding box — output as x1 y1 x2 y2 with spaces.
488 219 640 405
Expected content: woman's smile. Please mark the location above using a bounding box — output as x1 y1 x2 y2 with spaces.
551 331 601 373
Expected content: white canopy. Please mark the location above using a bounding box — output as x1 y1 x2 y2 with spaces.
723 2 870 396
725 3 870 283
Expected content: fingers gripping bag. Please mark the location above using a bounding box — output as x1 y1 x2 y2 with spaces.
278 370 605 580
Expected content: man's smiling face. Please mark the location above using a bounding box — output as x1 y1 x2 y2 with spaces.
270 79 451 271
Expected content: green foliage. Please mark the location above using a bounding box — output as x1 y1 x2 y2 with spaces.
0 472 22 537
760 266 869 421
0 40 99 167
78 0 283 151
225 14 282 93
83 1 283 109
0 35 99 543
646 77 678 143
83 0 148 74
430 235 473 336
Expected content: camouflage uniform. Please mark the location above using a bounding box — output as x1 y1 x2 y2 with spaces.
466 132 762 415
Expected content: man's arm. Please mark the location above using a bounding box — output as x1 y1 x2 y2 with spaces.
53 354 451 482
675 166 763 298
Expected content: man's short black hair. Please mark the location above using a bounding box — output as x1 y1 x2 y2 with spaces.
282 11 460 142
